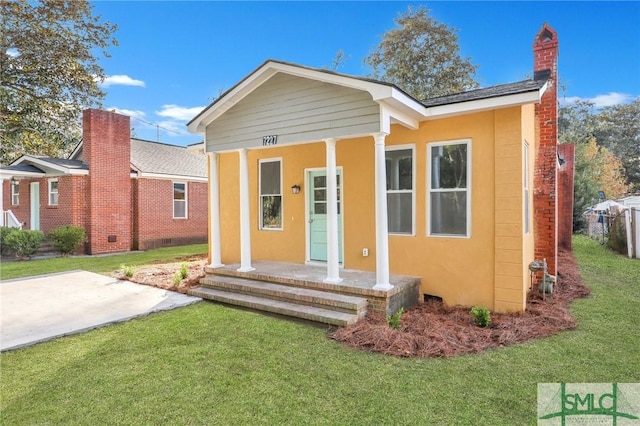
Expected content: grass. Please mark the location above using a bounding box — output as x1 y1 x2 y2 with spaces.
0 244 208 281
1 236 638 424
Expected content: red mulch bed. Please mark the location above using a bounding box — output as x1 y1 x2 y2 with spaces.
331 248 590 357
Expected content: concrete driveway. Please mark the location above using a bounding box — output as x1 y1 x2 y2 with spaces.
0 270 201 351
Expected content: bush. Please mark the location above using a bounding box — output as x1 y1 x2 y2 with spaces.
470 306 491 328
48 225 87 257
4 229 45 259
387 307 405 330
121 264 135 278
0 227 20 257
180 262 188 279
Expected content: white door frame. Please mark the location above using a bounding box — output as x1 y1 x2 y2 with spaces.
304 166 344 266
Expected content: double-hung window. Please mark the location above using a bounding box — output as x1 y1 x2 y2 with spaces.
11 180 19 205
173 182 187 219
48 179 59 206
386 145 414 235
428 140 471 237
259 159 282 230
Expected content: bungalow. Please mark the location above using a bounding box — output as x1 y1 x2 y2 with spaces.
186 24 568 319
1 109 208 254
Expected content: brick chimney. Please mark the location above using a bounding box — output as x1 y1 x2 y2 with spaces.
83 109 132 254
533 23 559 275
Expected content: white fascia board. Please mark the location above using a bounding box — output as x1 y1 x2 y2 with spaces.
12 156 88 175
422 88 544 120
133 172 208 182
0 169 46 179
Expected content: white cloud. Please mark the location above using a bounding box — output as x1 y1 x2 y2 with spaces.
107 108 146 122
561 92 634 108
156 104 205 121
155 120 189 136
100 75 146 88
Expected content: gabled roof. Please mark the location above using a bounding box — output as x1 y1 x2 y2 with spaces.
130 138 207 180
10 155 89 175
188 59 549 135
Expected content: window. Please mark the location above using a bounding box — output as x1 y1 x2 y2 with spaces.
386 145 414 234
11 180 19 205
259 159 282 230
173 182 187 218
524 142 530 234
428 140 471 237
48 179 59 206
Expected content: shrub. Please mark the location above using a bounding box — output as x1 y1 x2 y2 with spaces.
4 229 45 259
470 306 491 328
0 227 19 257
387 307 405 330
121 264 135 278
180 262 188 279
173 271 182 286
48 225 87 257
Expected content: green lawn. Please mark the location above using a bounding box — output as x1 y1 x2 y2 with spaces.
0 244 208 281
1 236 638 425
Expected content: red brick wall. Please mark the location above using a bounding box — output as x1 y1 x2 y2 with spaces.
533 24 559 275
83 109 132 254
133 178 208 250
557 144 575 250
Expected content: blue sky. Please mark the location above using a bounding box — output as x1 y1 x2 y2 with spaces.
91 1 640 146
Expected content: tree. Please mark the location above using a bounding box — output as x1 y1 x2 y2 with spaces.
595 99 640 191
364 6 478 100
0 0 118 165
572 138 629 231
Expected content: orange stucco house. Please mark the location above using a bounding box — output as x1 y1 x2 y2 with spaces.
186 24 566 323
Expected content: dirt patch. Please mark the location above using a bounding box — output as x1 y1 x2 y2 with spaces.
331 248 590 357
112 255 207 294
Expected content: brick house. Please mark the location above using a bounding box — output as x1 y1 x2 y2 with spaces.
1 109 208 254
185 23 572 316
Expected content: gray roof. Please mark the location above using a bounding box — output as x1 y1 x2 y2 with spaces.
1 163 46 173
130 139 207 178
420 79 546 107
32 157 89 170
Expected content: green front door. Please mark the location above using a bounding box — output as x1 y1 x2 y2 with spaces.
308 170 343 262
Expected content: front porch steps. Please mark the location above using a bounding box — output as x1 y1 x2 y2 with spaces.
191 274 369 326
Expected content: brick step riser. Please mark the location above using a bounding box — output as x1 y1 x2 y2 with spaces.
204 267 376 298
199 277 366 315
189 287 363 326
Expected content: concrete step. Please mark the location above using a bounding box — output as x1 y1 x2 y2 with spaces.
188 286 362 326
199 275 368 315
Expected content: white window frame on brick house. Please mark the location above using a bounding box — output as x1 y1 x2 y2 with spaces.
524 141 531 234
173 182 187 219
427 139 471 238
48 178 59 206
11 180 19 205
386 144 415 235
259 158 283 231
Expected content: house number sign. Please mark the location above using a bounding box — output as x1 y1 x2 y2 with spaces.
262 135 278 146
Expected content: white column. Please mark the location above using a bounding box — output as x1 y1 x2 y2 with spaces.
324 138 342 284
373 133 393 290
0 179 4 226
238 148 254 272
207 152 224 268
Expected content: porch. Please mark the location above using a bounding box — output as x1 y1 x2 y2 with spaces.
189 260 420 326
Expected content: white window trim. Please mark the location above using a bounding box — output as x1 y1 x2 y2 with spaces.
48 178 59 206
258 157 283 231
386 143 416 236
11 181 19 206
173 181 188 219
427 139 472 238
524 141 531 234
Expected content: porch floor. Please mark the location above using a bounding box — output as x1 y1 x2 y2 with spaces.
200 260 421 319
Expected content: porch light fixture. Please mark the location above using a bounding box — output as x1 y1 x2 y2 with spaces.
291 184 301 194
10 176 18 185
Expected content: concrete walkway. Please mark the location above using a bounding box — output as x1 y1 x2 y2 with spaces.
0 270 201 351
